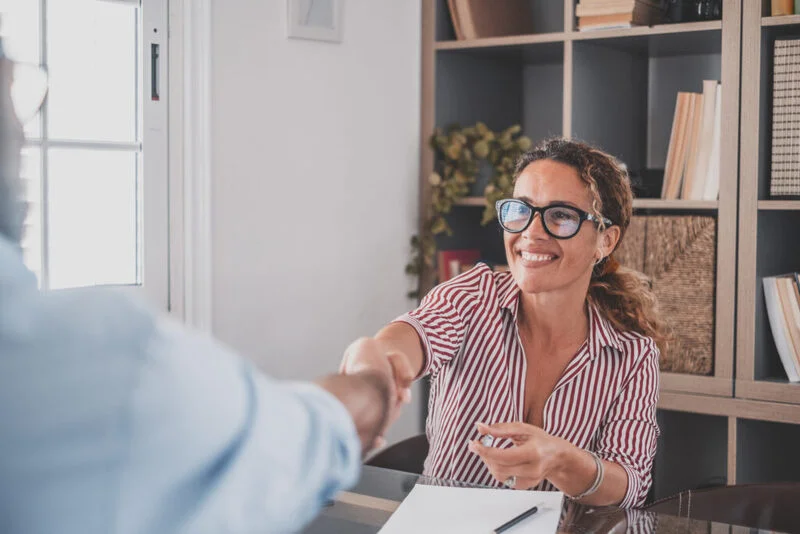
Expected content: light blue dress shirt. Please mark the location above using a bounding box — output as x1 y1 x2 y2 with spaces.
0 236 361 533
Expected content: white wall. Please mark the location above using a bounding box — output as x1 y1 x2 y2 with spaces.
211 0 423 443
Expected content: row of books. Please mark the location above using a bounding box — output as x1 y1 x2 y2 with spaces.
576 0 662 32
764 273 800 383
661 81 722 201
436 249 508 283
769 39 800 198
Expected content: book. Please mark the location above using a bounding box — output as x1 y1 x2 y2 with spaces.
447 0 465 40
576 0 661 17
763 275 800 382
686 80 719 200
437 249 481 283
681 92 705 200
777 277 800 369
702 82 722 200
662 92 691 199
577 9 660 30
448 0 533 40
664 92 697 199
772 0 794 16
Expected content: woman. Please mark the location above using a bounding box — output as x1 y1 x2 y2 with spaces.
341 138 667 508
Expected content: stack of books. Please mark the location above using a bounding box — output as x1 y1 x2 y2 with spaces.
770 39 800 198
575 0 663 31
660 80 722 200
763 273 800 382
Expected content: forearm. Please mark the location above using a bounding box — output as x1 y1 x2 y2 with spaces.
374 322 425 379
549 443 628 507
316 371 391 455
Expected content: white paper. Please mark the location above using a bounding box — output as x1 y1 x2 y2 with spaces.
378 485 563 534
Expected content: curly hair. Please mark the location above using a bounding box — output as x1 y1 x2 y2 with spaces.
514 137 670 356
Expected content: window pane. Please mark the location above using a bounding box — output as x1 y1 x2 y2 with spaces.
20 146 42 283
47 148 139 289
0 0 42 138
47 0 137 142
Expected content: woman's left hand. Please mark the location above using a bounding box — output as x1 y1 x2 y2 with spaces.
468 421 567 490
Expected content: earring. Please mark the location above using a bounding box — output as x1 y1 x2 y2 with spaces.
593 255 605 266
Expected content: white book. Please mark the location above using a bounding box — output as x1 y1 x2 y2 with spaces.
703 83 722 200
777 277 800 373
688 80 718 200
763 276 800 382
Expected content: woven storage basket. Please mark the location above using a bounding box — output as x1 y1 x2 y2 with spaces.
614 215 717 375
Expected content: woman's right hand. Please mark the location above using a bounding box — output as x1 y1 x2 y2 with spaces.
340 337 415 447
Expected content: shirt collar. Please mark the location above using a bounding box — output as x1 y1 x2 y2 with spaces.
497 273 623 356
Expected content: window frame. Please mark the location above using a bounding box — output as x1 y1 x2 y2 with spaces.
20 0 169 309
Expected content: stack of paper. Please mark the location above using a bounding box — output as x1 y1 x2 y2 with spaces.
378 485 564 534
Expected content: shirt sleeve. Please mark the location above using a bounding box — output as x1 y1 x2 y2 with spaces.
116 318 362 534
393 269 480 378
595 339 661 509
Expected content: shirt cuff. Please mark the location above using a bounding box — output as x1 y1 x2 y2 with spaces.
288 382 363 489
393 313 432 378
617 461 644 509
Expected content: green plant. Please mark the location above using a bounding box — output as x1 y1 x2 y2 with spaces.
405 122 531 298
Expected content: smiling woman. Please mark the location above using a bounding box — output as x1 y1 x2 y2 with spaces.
340 137 669 508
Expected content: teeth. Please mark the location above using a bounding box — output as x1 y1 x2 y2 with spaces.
521 251 554 262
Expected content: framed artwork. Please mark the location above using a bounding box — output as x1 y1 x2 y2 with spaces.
286 0 343 43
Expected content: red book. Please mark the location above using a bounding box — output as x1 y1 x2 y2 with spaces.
437 249 481 283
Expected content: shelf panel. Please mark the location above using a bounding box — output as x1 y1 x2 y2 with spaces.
736 379 800 406
435 32 567 50
633 199 719 210
762 15 800 27
661 372 732 397
434 21 722 59
572 20 722 41
659 392 800 424
758 200 800 210
456 198 721 210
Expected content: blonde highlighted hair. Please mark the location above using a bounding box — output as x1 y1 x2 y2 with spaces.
514 137 670 355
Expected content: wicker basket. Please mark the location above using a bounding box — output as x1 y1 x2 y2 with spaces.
615 215 717 376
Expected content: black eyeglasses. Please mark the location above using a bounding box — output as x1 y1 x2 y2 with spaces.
495 198 614 239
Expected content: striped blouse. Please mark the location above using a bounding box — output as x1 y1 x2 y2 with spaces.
395 263 660 508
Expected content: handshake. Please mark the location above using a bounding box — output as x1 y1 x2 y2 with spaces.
332 337 418 454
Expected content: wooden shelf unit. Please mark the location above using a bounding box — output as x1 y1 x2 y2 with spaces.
737 0 800 410
419 0 800 498
423 0 739 398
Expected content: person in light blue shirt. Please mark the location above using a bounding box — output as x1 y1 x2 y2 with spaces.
0 40 413 533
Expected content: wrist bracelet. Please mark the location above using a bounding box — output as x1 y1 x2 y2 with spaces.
570 450 604 501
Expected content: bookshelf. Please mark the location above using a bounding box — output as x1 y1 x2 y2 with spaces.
419 0 800 500
737 0 800 415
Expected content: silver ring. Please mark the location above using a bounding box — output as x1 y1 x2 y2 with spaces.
503 476 516 489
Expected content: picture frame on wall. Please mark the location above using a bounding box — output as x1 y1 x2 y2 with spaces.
286 0 343 43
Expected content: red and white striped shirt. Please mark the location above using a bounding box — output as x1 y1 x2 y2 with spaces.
396 264 660 508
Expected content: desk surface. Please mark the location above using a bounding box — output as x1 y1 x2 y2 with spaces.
303 466 775 533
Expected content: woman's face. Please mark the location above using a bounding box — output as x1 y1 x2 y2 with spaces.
503 159 619 295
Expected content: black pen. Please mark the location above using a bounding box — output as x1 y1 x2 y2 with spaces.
493 504 539 533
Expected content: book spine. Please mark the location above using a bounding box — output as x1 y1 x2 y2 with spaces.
772 0 794 16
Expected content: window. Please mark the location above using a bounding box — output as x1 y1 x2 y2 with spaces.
1 0 169 309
